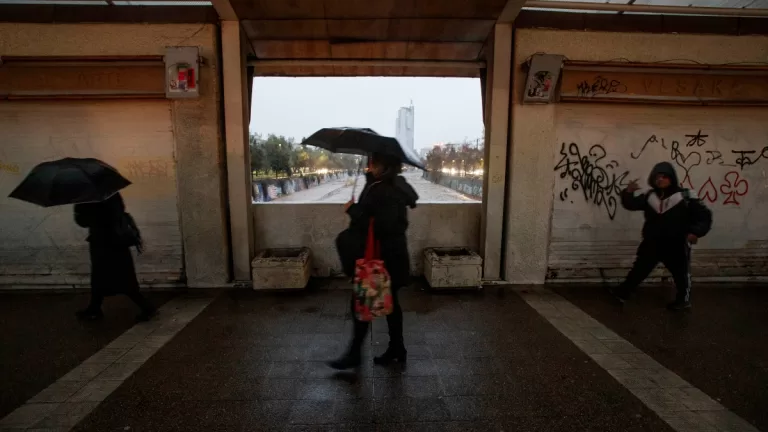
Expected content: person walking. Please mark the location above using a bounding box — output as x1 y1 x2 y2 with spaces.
74 193 156 322
330 152 418 370
611 161 712 310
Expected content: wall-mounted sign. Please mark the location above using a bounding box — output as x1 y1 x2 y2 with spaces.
560 62 768 105
164 47 200 99
522 54 565 104
0 59 165 100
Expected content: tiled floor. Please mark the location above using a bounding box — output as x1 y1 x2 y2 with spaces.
70 287 672 432
4 283 766 432
554 283 768 432
0 291 175 419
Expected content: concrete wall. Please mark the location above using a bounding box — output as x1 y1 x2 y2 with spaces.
425 172 482 199
0 24 230 287
507 29 768 284
252 203 482 277
0 101 184 287
550 105 768 281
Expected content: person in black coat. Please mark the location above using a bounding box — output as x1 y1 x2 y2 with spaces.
74 193 156 321
329 152 419 370
611 161 712 310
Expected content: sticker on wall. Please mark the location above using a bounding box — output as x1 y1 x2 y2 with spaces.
528 71 553 99
523 54 565 104
164 47 200 99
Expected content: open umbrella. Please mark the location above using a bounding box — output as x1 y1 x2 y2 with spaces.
301 127 425 170
9 157 131 207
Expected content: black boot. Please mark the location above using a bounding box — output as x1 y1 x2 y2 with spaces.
327 352 362 370
373 345 407 366
76 308 103 321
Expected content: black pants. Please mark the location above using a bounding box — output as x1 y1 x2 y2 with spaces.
619 240 692 303
348 286 404 355
89 290 154 313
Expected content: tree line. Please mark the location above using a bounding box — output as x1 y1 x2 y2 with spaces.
250 133 362 178
425 142 484 177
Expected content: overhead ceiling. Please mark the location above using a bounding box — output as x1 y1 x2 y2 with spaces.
2 0 766 75
235 0 514 77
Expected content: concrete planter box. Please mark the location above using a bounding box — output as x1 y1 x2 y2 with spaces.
424 248 482 289
251 248 311 290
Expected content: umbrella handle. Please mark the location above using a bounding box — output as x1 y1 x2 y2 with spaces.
350 157 365 202
350 174 359 201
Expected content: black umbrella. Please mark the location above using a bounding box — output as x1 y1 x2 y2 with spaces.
9 157 131 207
301 127 425 170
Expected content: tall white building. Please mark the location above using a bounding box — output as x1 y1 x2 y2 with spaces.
395 102 415 150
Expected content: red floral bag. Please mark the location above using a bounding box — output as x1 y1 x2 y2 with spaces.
352 218 393 322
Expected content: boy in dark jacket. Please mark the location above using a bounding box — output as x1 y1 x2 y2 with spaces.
612 162 712 310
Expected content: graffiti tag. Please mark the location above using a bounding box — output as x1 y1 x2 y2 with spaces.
732 146 768 170
720 171 749 205
0 160 20 175
576 76 628 98
554 142 630 220
122 159 173 178
696 171 749 206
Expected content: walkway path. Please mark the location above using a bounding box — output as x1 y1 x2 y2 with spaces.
268 172 475 203
2 282 766 431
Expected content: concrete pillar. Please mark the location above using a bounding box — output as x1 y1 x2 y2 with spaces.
504 31 556 284
480 23 512 281
221 21 254 281
169 26 230 288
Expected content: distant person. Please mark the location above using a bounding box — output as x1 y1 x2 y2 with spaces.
330 152 419 369
74 193 156 321
611 162 712 310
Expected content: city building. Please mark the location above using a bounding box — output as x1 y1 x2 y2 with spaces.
395 102 415 150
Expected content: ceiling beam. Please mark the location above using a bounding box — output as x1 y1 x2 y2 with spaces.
249 59 485 69
210 0 237 20
497 0 528 22
524 1 768 17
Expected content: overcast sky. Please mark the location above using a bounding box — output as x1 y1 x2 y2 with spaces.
250 77 484 151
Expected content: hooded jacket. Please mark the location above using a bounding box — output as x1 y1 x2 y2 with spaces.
621 161 712 242
336 172 419 289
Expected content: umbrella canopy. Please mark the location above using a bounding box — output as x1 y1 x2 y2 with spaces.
9 157 131 207
301 127 425 170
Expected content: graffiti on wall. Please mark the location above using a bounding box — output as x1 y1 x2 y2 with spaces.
698 171 749 206
557 128 763 219
626 129 764 207
576 76 628 98
121 159 174 179
732 147 768 170
554 142 631 220
629 131 713 189
0 160 20 175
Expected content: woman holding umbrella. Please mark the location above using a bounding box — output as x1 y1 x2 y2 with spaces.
74 192 156 322
329 152 419 370
9 157 156 322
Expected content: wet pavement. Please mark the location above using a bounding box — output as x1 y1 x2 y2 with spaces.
554 284 768 432
0 290 175 419
268 172 474 204
2 283 766 431
70 286 669 432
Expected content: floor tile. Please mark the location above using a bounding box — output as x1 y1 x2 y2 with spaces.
27 381 88 404
0 404 60 429
31 402 99 429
